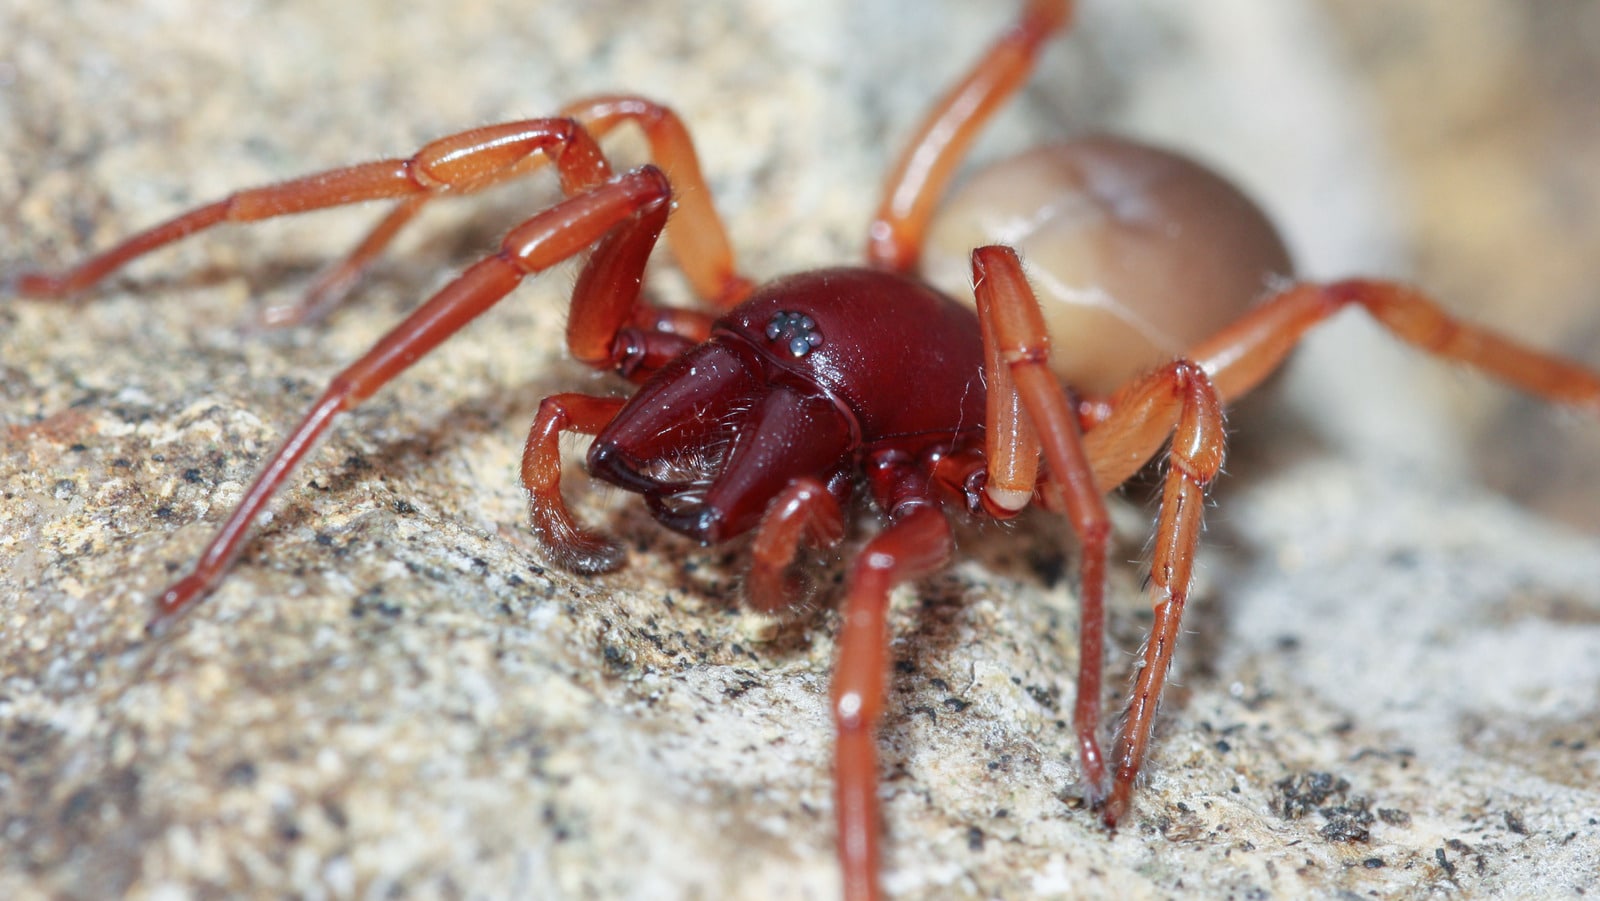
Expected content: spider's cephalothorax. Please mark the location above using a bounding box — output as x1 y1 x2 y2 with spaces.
587 267 987 547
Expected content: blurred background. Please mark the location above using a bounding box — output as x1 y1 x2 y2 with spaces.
1321 0 1600 528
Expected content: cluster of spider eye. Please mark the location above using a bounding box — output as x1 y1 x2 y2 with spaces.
765 310 825 357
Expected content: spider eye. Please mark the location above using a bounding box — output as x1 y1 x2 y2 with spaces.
765 310 824 357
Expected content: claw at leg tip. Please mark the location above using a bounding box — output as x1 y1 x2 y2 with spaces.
10 271 42 297
145 574 207 636
1099 790 1128 831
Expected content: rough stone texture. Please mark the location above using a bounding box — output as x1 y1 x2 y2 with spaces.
3 1 1598 899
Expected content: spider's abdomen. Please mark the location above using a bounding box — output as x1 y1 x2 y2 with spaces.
717 267 987 451
923 136 1294 396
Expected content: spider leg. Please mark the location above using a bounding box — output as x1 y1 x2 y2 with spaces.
973 256 1042 516
1067 277 1600 824
746 476 846 613
257 194 432 327
832 463 951 901
562 181 712 380
17 103 752 317
16 118 615 300
260 95 753 326
1182 279 1600 415
971 245 1115 801
567 96 754 308
1079 361 1227 828
146 166 673 631
866 0 1072 271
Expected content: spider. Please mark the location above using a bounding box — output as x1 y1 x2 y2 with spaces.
10 1 1600 898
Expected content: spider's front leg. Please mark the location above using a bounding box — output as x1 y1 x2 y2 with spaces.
14 99 752 323
14 119 610 301
147 166 675 631
972 245 1228 826
10 99 762 627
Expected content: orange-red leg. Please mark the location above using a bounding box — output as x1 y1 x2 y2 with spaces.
1065 277 1600 825
1077 361 1227 827
971 245 1114 800
520 394 629 574
256 194 432 327
746 477 846 613
567 96 754 308
261 95 753 325
832 496 952 901
146 166 674 632
15 119 614 300
973 258 1042 516
976 240 1231 824
17 100 753 319
1181 279 1600 415
1074 278 1600 633
866 0 1072 271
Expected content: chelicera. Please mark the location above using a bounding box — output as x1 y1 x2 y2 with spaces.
12 1 1600 898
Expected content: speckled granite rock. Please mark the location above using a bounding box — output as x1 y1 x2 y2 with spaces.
3 1 1598 899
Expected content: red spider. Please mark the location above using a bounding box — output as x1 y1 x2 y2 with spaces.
12 2 1600 898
